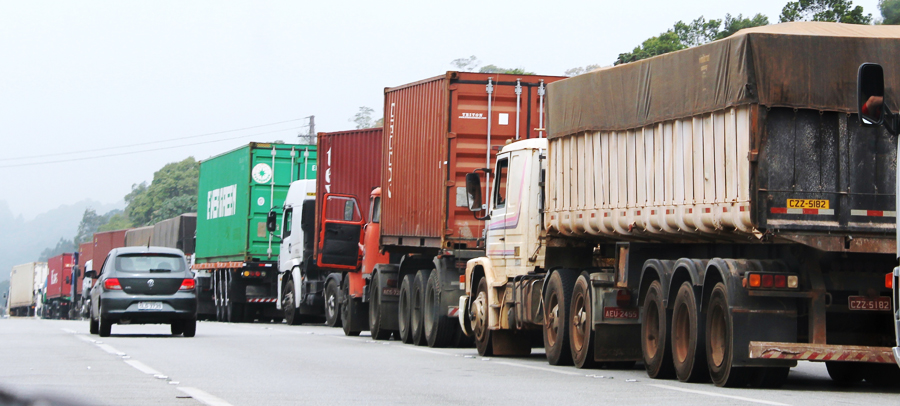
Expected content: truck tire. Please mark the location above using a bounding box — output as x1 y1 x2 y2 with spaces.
182 318 197 338
671 282 708 383
283 280 303 326
369 271 394 340
341 278 362 336
706 282 750 387
472 277 493 355
226 300 244 323
325 278 342 328
861 363 900 387
398 274 414 344
749 366 790 388
411 270 430 346
825 361 863 384
642 280 675 379
424 270 455 348
171 321 185 335
543 269 576 366
570 274 596 369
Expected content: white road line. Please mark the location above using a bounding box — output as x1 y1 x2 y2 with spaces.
75 335 95 343
178 387 234 406
124 360 162 375
61 328 77 334
647 384 792 406
96 343 125 356
493 361 584 376
401 346 453 356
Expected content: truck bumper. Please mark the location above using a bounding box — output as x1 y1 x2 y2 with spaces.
749 341 896 365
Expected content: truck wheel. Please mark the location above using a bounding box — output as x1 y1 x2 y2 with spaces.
424 270 456 348
411 270 430 346
706 282 750 387
182 318 197 338
642 280 675 379
89 315 99 335
825 362 863 384
283 280 303 326
369 271 395 340
226 300 244 323
543 269 576 366
671 282 708 382
324 279 342 328
398 274 414 344
341 279 361 336
171 320 185 335
861 363 900 387
570 274 596 369
472 277 493 355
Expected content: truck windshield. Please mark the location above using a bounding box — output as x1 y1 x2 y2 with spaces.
115 254 186 273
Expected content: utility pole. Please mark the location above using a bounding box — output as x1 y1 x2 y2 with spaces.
299 115 316 145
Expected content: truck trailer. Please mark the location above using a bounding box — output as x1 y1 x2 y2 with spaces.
358 72 565 346
194 142 316 322
44 253 77 319
460 22 900 388
7 262 48 317
275 128 383 331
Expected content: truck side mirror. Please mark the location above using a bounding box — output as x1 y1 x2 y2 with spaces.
266 210 277 233
858 63 885 126
465 173 484 212
84 270 97 279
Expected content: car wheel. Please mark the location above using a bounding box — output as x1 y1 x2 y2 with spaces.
98 306 112 338
89 315 99 335
182 318 197 338
171 321 185 336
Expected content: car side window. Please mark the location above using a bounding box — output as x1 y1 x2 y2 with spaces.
99 254 112 277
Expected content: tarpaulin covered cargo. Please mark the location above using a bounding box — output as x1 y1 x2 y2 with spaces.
548 22 900 136
152 213 196 255
383 72 565 249
124 226 154 247
545 22 898 251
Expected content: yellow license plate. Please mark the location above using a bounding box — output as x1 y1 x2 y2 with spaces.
787 199 829 209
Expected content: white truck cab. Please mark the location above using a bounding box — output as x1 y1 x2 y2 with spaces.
276 179 317 312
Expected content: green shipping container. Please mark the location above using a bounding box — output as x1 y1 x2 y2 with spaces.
195 142 317 263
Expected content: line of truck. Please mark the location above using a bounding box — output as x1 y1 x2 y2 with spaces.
5 20 899 390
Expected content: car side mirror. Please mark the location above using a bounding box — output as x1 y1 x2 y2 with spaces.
266 210 277 233
858 63 885 126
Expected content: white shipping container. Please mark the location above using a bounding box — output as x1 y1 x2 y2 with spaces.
8 262 48 310
546 106 753 239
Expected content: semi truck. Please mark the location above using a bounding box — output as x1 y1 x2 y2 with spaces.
459 22 900 388
194 142 316 322
274 128 382 331
7 262 48 317
355 72 565 345
43 253 77 319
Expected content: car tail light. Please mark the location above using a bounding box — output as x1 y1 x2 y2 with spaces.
104 278 122 290
745 273 798 290
616 289 632 306
179 279 196 291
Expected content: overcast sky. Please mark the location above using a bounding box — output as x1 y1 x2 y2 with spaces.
0 0 883 219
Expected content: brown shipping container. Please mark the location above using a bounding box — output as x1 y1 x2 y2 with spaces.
93 229 128 269
382 72 564 248
46 253 76 299
315 128 384 229
78 242 93 271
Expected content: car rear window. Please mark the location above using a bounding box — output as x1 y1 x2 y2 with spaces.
115 254 186 273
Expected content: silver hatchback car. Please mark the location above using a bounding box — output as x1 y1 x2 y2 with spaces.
87 247 197 337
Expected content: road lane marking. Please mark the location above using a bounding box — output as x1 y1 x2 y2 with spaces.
61 328 77 334
494 361 584 376
647 384 792 406
75 335 95 343
401 346 453 356
178 387 234 406
124 360 162 375
96 343 125 356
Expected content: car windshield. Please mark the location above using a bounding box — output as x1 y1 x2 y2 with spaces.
115 254 186 273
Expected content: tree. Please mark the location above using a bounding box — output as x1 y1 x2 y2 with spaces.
126 157 199 226
39 238 75 261
716 13 769 39
451 55 480 72
374 117 384 128
350 106 375 129
880 0 900 24
616 31 686 65
564 64 602 77
780 0 872 24
74 209 106 244
477 65 535 75
674 16 723 47
98 210 132 232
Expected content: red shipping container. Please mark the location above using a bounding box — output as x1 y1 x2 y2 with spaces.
92 229 128 269
46 253 76 299
381 72 565 249
315 128 384 228
78 242 94 271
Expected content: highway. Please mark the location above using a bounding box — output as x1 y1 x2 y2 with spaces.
0 317 897 406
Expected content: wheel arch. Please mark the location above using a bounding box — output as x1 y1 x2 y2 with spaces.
668 258 708 309
638 259 674 307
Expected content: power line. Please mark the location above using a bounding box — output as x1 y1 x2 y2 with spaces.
0 118 307 162
0 126 304 169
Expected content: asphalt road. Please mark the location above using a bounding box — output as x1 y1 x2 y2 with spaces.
0 317 897 406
